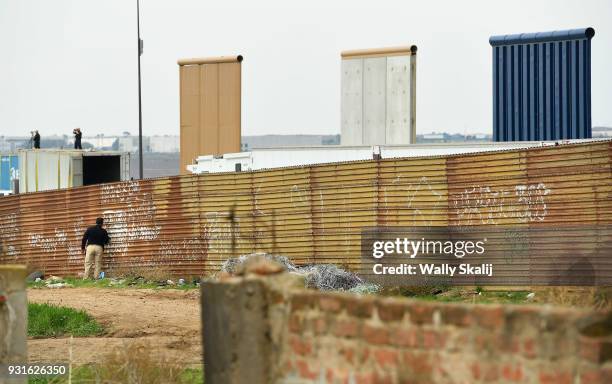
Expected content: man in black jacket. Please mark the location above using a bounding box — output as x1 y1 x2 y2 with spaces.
81 217 110 279
73 128 82 150
32 130 40 149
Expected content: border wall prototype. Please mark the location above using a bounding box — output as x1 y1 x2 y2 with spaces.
0 141 610 276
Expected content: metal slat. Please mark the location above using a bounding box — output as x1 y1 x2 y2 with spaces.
0 141 610 277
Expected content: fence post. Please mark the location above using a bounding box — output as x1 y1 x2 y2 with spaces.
201 278 272 384
0 264 27 384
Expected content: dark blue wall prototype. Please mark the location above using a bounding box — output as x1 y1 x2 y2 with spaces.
490 28 594 141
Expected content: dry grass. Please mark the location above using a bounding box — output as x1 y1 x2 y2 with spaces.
535 287 612 311
32 341 202 384
110 266 174 282
53 341 201 384
89 342 186 384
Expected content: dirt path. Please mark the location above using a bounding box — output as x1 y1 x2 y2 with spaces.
27 288 202 367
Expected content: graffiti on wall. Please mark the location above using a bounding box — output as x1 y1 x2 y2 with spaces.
101 181 161 258
26 217 86 265
382 176 445 226
0 213 19 260
451 183 551 226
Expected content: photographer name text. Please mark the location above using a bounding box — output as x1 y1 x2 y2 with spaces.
373 263 493 277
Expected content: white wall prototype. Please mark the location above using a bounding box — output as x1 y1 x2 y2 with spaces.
341 46 416 146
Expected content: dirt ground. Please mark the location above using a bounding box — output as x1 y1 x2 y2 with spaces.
27 288 202 367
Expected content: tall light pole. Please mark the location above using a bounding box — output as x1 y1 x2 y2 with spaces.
137 0 144 179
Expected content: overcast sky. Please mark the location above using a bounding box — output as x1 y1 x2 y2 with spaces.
1 0 610 138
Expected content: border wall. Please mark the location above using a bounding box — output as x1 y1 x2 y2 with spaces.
0 141 610 277
201 272 612 384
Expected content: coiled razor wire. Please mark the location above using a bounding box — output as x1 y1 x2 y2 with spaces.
220 253 380 294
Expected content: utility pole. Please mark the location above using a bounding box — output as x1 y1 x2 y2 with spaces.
137 0 144 179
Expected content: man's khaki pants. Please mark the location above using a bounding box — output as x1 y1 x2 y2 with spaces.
84 245 104 279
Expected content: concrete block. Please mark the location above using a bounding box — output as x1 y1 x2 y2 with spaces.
0 264 27 384
201 278 272 384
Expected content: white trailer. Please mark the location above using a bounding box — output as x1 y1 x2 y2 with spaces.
186 140 601 174
18 149 130 193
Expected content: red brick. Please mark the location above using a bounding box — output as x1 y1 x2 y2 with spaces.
374 348 399 368
474 306 504 329
408 304 434 325
522 338 537 359
580 370 602 384
319 296 342 313
402 351 433 375
325 368 349 384
580 337 602 363
580 337 612 364
363 324 389 345
334 318 360 338
539 370 572 384
290 335 312 356
391 327 419 348
295 359 318 380
291 293 314 311
377 301 406 322
360 347 371 364
268 289 284 304
471 362 481 380
314 316 327 335
474 334 501 352
355 371 375 384
501 363 523 382
601 366 612 383
339 345 356 364
284 359 294 374
289 313 303 333
442 305 472 327
446 331 470 352
505 306 542 333
344 296 375 318
421 329 446 349
482 363 500 382
499 337 520 354
373 371 393 384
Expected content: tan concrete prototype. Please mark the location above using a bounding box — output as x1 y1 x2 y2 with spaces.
179 55 242 174
178 55 243 66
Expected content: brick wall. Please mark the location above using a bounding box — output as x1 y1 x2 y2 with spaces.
282 292 611 384
201 274 612 384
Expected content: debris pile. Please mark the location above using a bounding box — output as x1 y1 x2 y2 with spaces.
221 253 298 274
219 253 380 294
42 275 74 289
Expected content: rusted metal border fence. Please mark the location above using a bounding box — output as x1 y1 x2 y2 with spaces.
0 141 610 277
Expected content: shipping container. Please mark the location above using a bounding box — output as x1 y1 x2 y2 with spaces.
341 46 417 145
186 139 605 174
178 55 242 174
18 149 130 193
0 154 18 190
490 28 595 141
0 153 19 194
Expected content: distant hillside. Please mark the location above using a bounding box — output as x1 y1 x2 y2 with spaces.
130 152 179 179
242 134 340 149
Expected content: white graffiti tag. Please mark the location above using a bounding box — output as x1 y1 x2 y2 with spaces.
452 183 551 226
100 181 161 258
0 213 19 260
